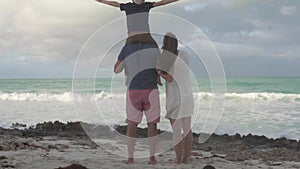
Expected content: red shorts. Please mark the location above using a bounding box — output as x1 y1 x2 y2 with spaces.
126 89 160 124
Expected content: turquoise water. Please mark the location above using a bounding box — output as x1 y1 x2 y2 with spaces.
226 77 300 94
0 77 299 94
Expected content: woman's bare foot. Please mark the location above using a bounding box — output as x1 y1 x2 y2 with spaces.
168 158 181 164
122 158 134 164
148 156 157 165
182 156 193 164
174 158 181 164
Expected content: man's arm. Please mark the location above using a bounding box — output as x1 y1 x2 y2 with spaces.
114 60 124 74
95 0 120 8
153 0 179 7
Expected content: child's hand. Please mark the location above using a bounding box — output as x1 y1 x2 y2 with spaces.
158 70 173 83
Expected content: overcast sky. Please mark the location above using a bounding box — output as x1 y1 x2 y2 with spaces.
0 0 299 78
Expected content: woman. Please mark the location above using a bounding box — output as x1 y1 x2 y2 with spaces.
158 32 194 164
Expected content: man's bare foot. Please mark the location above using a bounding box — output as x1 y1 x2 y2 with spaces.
148 156 157 165
122 158 134 164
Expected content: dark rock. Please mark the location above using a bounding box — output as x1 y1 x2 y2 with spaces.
1 163 15 168
270 137 291 148
0 156 8 160
55 163 88 169
233 133 242 140
203 165 216 169
243 134 269 147
297 142 300 151
11 123 26 128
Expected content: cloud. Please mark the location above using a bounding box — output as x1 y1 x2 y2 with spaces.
0 0 123 64
279 6 297 16
0 0 300 78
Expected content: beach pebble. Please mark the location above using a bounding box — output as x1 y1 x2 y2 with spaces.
269 161 283 166
0 156 8 160
0 145 9 151
1 163 15 168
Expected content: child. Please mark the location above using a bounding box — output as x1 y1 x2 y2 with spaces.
158 32 194 164
96 0 179 85
96 0 179 165
95 0 179 44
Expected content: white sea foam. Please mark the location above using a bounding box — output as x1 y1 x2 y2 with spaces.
0 92 299 102
225 92 300 101
0 94 299 140
0 92 73 102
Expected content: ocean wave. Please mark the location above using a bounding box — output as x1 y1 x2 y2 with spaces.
224 92 300 102
0 91 124 102
0 91 300 102
0 92 74 102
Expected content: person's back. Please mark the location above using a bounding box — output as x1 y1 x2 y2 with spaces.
119 42 160 90
165 50 194 119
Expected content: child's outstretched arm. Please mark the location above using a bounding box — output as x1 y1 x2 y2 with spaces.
95 0 120 8
153 0 179 7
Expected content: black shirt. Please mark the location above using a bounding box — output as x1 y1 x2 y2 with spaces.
120 2 154 34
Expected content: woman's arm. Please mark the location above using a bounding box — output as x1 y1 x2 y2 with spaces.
95 0 120 8
153 0 179 7
158 70 173 82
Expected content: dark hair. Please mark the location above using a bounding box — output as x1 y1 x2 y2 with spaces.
162 32 178 56
159 32 178 74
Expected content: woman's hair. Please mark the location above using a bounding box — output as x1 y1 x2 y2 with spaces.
159 32 178 74
162 32 178 56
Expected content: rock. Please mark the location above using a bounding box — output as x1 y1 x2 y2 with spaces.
297 142 300 151
11 123 26 128
55 144 69 150
1 163 15 168
0 145 8 151
269 161 283 166
0 156 8 160
233 133 242 140
55 163 88 169
243 134 269 147
203 165 216 169
270 137 290 148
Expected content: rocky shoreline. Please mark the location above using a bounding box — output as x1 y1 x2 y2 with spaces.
1 121 300 168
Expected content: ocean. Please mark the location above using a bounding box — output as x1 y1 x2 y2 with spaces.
0 77 299 140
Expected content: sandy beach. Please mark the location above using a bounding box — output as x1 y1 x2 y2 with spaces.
1 121 300 169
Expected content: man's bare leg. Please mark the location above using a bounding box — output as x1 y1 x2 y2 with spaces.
147 123 158 165
123 123 138 164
